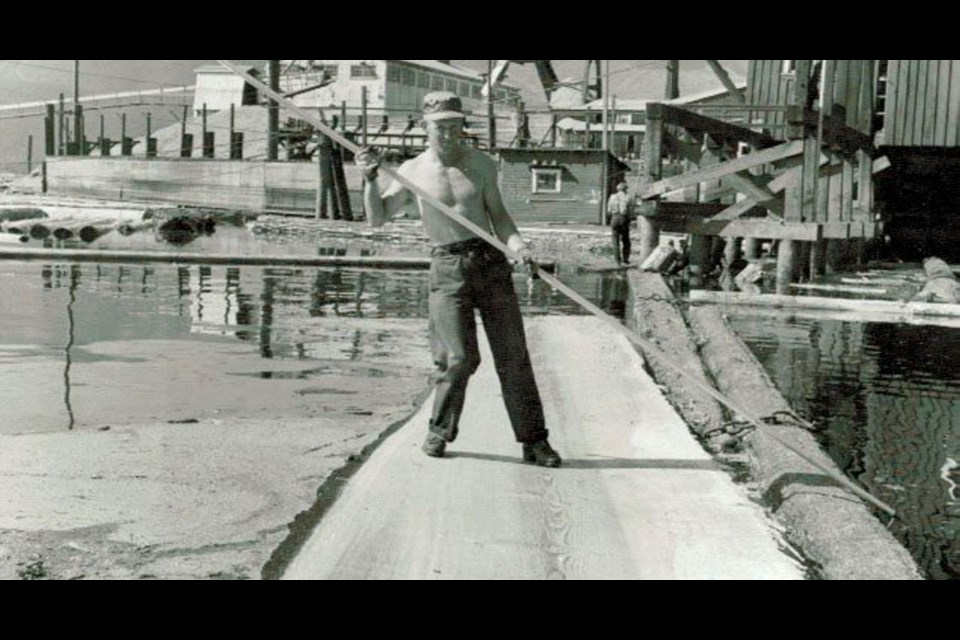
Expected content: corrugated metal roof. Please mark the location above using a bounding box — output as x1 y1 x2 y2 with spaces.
583 98 651 112
195 64 256 74
663 82 747 105
499 147 631 171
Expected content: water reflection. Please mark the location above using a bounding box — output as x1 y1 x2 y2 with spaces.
731 315 960 580
0 260 624 435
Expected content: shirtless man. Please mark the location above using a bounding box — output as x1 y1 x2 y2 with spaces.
357 91 561 467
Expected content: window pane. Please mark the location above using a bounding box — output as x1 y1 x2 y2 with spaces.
432 75 444 90
445 78 457 93
459 81 469 96
418 72 430 88
532 168 561 193
351 63 378 79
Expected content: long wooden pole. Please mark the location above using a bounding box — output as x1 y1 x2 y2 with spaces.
215 59 895 518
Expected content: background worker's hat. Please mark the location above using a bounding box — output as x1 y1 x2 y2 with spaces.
422 91 466 121
617 181 628 190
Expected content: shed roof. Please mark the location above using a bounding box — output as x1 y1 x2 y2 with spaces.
555 117 645 133
499 147 631 172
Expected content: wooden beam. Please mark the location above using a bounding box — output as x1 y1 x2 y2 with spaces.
706 152 854 223
691 219 822 241
786 105 876 156
662 131 703 165
722 171 784 216
646 107 664 182
647 103 778 150
705 60 746 105
640 139 804 199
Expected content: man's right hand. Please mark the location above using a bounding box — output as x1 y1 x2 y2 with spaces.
355 146 381 181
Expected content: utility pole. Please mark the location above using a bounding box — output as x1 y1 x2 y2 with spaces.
601 59 611 225
268 60 280 161
73 60 80 107
58 93 65 155
487 59 496 150
73 61 82 154
666 60 680 99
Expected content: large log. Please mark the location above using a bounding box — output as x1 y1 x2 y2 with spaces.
685 305 922 580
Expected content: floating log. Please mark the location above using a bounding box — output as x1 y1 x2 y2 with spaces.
50 218 115 241
841 277 920 286
117 220 156 236
78 221 117 243
1 217 49 235
0 207 48 223
690 289 960 325
790 283 888 295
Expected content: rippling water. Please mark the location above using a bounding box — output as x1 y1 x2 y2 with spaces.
730 313 960 580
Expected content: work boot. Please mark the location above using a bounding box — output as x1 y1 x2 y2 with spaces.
522 440 562 468
422 433 446 458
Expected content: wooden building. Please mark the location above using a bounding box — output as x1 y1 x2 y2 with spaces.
498 148 630 225
873 60 960 259
637 60 884 291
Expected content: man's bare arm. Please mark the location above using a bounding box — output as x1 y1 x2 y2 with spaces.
479 154 526 255
359 152 414 227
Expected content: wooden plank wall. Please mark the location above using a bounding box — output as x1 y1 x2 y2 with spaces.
826 60 875 135
498 154 605 224
885 60 960 146
747 60 796 138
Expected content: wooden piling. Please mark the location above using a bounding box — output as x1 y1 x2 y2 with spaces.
361 87 368 147
638 105 663 264
776 239 800 294
45 104 55 157
74 104 83 154
57 93 65 156
27 135 32 174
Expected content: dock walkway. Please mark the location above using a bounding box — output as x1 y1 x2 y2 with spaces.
282 316 804 580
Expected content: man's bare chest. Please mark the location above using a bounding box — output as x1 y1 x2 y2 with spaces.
416 165 483 206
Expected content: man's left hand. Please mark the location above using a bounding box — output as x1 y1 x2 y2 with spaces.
510 246 539 277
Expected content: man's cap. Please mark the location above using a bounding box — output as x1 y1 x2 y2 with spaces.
617 181 628 190
423 91 466 121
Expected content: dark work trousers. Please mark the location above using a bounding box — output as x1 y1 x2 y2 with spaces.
611 215 631 264
428 238 548 445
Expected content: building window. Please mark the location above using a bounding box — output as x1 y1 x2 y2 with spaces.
418 72 430 88
323 64 339 79
351 62 378 79
431 75 444 90
402 68 415 85
445 78 458 93
531 167 562 194
459 81 469 97
782 60 797 75
387 66 400 82
471 83 481 98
